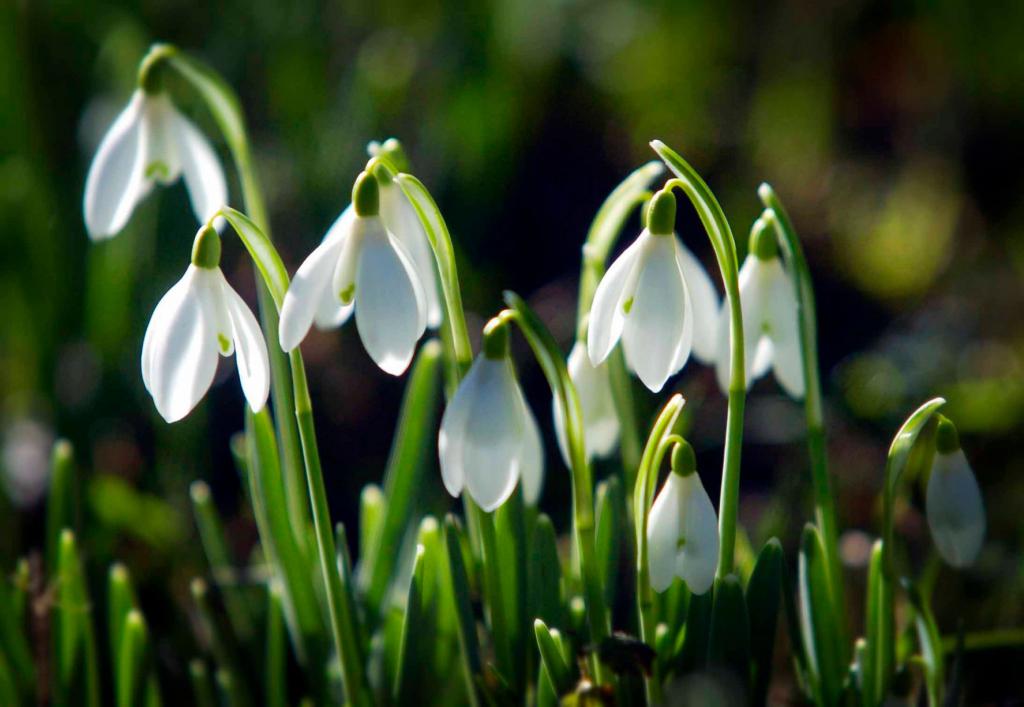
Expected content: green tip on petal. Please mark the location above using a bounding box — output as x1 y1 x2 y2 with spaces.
935 415 961 454
191 224 221 269
352 170 380 217
647 188 677 236
750 216 778 260
482 317 510 360
671 440 697 477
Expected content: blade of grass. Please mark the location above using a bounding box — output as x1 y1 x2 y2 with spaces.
746 538 783 705
116 610 148 707
444 515 482 707
265 583 287 707
797 524 843 706
55 530 100 707
46 440 76 575
707 575 751 691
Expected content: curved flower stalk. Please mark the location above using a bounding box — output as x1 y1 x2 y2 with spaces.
84 73 226 239
141 223 268 422
552 342 619 465
926 416 985 568
647 441 719 595
278 171 428 375
587 188 719 392
715 215 803 398
439 318 544 511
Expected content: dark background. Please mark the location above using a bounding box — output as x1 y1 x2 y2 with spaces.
2 0 1022 701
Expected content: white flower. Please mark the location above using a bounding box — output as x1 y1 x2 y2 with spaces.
587 190 718 393
552 342 619 465
84 89 226 240
278 172 428 376
438 352 544 511
715 228 803 398
141 228 269 423
926 421 984 568
647 447 719 594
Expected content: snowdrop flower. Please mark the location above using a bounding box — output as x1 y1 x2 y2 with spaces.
552 342 619 465
278 171 428 375
715 217 803 398
83 83 226 240
587 188 719 393
438 320 543 511
142 224 269 423
926 416 985 568
647 441 719 594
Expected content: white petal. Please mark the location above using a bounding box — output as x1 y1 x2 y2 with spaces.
586 235 646 366
219 272 271 412
139 94 182 184
142 267 219 422
926 450 985 568
354 222 426 375
676 472 719 595
439 358 523 511
762 260 805 399
554 342 620 465
279 234 347 352
83 92 147 239
674 239 720 364
380 181 443 328
172 108 228 224
647 474 683 593
312 207 357 330
514 381 545 505
622 235 693 392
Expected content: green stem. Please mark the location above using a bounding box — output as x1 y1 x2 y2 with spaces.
291 356 368 705
758 186 846 639
652 141 746 578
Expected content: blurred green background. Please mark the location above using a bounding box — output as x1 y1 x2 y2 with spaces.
3 0 1023 701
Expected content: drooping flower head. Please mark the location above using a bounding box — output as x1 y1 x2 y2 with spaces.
552 342 619 465
587 188 719 392
647 440 719 594
438 318 543 511
926 416 985 568
278 170 430 375
83 64 226 240
716 216 803 398
142 224 269 422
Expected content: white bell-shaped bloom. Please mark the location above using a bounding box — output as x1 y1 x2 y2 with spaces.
647 442 719 594
141 227 269 423
84 89 226 240
278 172 427 376
552 342 619 465
438 330 544 511
587 189 718 393
926 419 984 568
715 223 803 398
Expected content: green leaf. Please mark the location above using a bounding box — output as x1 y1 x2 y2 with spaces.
55 530 100 707
528 514 563 630
0 653 19 707
534 620 574 696
46 439 76 574
902 579 944 706
188 660 216 707
862 539 887 706
116 610 148 707
594 477 623 608
707 575 751 690
358 485 386 571
394 545 429 704
189 578 251 706
444 515 482 706
797 524 843 706
886 398 946 495
190 480 253 641
673 588 713 676
265 583 287 707
361 340 443 619
746 538 783 705
243 408 323 667
0 561 33 697
108 564 136 690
